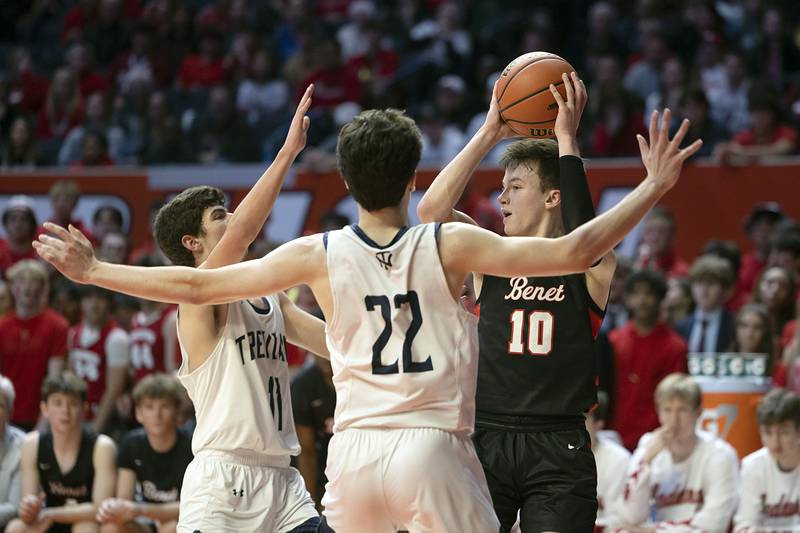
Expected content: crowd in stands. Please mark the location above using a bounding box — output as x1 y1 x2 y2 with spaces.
2 0 800 168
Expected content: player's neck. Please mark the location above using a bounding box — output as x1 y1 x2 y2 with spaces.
357 206 408 236
517 213 563 239
147 428 178 453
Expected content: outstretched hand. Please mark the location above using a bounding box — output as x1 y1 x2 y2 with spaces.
482 79 518 143
550 71 587 140
637 109 703 192
283 84 314 157
32 222 98 284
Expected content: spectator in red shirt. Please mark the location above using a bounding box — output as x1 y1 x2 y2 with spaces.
0 281 12 317
728 304 780 382
768 232 800 281
91 205 124 245
75 129 115 167
62 0 98 43
589 89 647 157
0 196 39 277
42 181 95 247
635 206 690 279
6 48 49 115
740 203 784 303
299 39 362 109
609 269 689 450
35 67 84 141
65 42 109 97
0 260 67 431
751 265 797 338
177 30 228 90
129 200 166 265
109 22 168 91
715 93 798 163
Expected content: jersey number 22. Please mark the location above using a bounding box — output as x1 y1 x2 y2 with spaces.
365 291 434 375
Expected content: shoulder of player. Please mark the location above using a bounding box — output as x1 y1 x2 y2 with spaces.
94 434 117 457
119 427 148 447
42 309 69 329
697 430 738 462
598 435 632 461
21 431 40 453
740 447 770 471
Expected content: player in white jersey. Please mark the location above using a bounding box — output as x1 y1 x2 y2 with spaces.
35 106 703 532
735 388 800 531
620 373 739 532
586 391 630 531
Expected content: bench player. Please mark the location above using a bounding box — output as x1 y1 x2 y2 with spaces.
418 72 612 532
35 105 702 533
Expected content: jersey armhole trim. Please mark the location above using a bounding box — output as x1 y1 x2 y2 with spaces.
323 231 329 250
247 297 272 315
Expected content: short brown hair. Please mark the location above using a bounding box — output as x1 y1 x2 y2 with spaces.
689 255 735 288
49 180 80 200
655 373 702 410
42 373 87 402
757 388 800 427
132 373 183 407
336 109 421 212
499 139 560 192
6 259 49 287
154 186 225 266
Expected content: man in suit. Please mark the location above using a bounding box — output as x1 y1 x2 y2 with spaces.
676 255 736 353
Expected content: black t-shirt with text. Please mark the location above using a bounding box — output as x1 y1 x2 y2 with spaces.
38 427 97 508
117 427 193 503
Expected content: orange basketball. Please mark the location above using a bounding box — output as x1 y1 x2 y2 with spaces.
497 52 576 138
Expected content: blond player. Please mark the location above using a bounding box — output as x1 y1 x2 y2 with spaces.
34 108 701 532
620 373 739 532
735 388 800 532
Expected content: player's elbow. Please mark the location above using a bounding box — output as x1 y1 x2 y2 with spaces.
563 235 597 272
185 271 214 305
416 199 439 223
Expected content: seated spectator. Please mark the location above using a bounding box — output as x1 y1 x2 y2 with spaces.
609 270 688 450
716 93 798 163
141 92 187 165
675 88 728 157
644 56 686 131
728 304 779 380
0 375 24 529
587 391 630 531
619 373 739 530
129 200 166 265
0 116 43 168
236 48 291 131
0 196 39 276
58 92 126 166
177 30 228 91
299 39 361 110
97 231 130 264
83 0 132 68
623 28 669 102
734 388 800 530
417 104 465 168
46 180 92 238
6 374 116 533
635 207 690 279
768 231 800 281
740 202 785 303
6 48 49 115
65 41 109 97
35 67 84 143
701 239 747 310
751 265 796 338
68 286 130 433
345 20 399 108
92 205 124 244
661 277 693 328
781 298 800 393
676 256 736 353
97 374 193 533
129 260 178 380
188 84 259 164
336 0 377 60
707 51 751 136
589 89 647 157
109 22 168 92
50 279 82 326
76 129 115 166
291 355 336 509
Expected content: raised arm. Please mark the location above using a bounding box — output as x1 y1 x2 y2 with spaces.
35 227 325 308
279 292 330 360
441 110 701 281
201 84 313 270
416 79 515 225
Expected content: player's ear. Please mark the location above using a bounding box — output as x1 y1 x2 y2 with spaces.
545 189 561 209
181 234 200 253
408 172 417 193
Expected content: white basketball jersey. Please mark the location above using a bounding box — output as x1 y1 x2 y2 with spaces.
594 435 631 529
735 447 800 530
177 295 299 458
325 223 479 434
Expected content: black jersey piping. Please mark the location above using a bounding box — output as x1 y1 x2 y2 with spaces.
349 224 410 249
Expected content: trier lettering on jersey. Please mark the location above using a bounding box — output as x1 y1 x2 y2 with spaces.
234 331 287 365
503 277 566 302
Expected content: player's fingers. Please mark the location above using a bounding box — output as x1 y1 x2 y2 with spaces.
37 234 65 250
562 72 575 106
670 118 690 149
636 134 650 159
32 242 56 263
67 224 91 247
573 72 587 108
679 139 703 160
659 108 671 148
43 221 71 241
648 110 659 147
550 84 565 108
302 116 310 131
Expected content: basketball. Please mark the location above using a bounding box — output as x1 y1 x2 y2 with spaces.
497 52 576 138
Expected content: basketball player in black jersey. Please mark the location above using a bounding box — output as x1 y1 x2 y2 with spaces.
7 374 116 533
418 73 616 531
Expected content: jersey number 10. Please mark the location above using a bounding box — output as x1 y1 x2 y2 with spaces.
508 310 554 356
365 291 434 375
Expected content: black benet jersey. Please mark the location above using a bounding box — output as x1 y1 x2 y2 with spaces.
38 427 97 508
476 273 605 426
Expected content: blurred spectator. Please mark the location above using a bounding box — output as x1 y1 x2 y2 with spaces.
130 199 166 265
299 39 362 110
0 375 23 529
609 270 688 450
407 1 472 74
76 129 114 167
62 0 99 43
0 116 43 168
674 88 727 157
345 20 400 108
50 279 83 326
0 196 39 276
587 390 630 531
92 204 123 243
35 67 84 161
337 1 378 60
58 91 126 165
188 84 259 163
661 277 694 328
109 22 168 92
768 231 800 280
0 260 67 431
645 56 686 130
68 286 129 432
701 239 747 310
65 41 109 97
696 31 727 97
619 373 739 530
716 91 797 164
707 51 752 136
292 356 336 509
141 91 187 164
45 181 94 242
456 184 503 235
746 6 800 89
751 265 796 338
0 281 12 317
418 104 465 168
177 30 227 90
282 24 321 92
740 202 785 303
734 388 800 530
624 28 670 102
113 294 141 332
635 207 690 279
236 48 291 132
97 374 192 532
590 90 647 157
600 256 633 335
84 0 132 67
574 1 629 74
435 74 471 130
728 304 778 380
675 256 736 353
97 231 130 264
5 48 49 115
